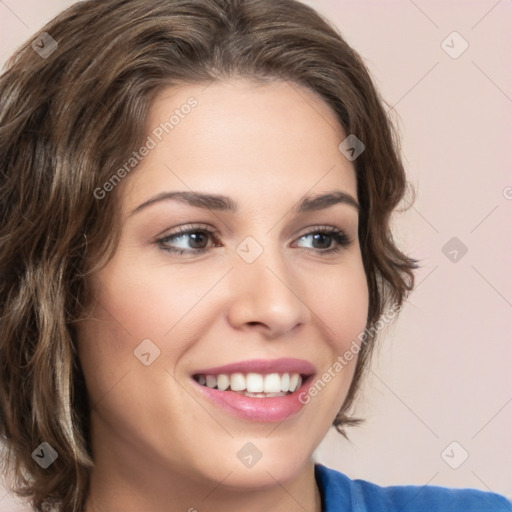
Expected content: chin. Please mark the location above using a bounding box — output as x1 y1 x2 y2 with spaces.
195 438 313 490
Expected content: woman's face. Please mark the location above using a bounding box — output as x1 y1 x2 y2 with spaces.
77 79 368 491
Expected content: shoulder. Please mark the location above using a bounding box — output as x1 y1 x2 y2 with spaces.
315 463 512 512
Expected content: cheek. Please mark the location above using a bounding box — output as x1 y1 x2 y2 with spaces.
295 258 368 434
315 256 369 352
86 249 218 341
75 251 223 398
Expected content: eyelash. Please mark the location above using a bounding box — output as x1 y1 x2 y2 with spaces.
155 224 352 256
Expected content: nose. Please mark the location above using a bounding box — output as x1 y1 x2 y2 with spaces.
226 242 310 338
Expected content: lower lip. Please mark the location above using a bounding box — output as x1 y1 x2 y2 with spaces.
192 376 313 422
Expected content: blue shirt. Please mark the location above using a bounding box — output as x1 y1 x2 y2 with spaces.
315 463 512 511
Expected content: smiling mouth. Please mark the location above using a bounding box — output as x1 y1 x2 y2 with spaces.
192 372 309 398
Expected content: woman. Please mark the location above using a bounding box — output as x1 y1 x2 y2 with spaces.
0 0 510 511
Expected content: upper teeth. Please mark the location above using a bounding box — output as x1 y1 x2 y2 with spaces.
197 372 303 393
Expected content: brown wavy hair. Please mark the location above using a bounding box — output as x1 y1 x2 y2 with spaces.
0 0 417 510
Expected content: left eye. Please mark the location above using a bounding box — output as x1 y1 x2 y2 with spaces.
295 230 350 251
156 226 352 255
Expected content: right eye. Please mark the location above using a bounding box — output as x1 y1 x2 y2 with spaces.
155 225 221 255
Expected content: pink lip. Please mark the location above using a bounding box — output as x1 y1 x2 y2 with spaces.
190 358 316 423
191 357 316 376
192 374 314 422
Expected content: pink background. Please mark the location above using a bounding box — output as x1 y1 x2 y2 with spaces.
1 0 511 509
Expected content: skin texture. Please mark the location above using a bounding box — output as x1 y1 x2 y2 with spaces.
77 79 369 512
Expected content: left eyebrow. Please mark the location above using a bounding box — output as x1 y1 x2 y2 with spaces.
128 190 360 217
296 191 360 213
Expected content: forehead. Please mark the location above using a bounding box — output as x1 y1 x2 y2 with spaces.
119 79 357 214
